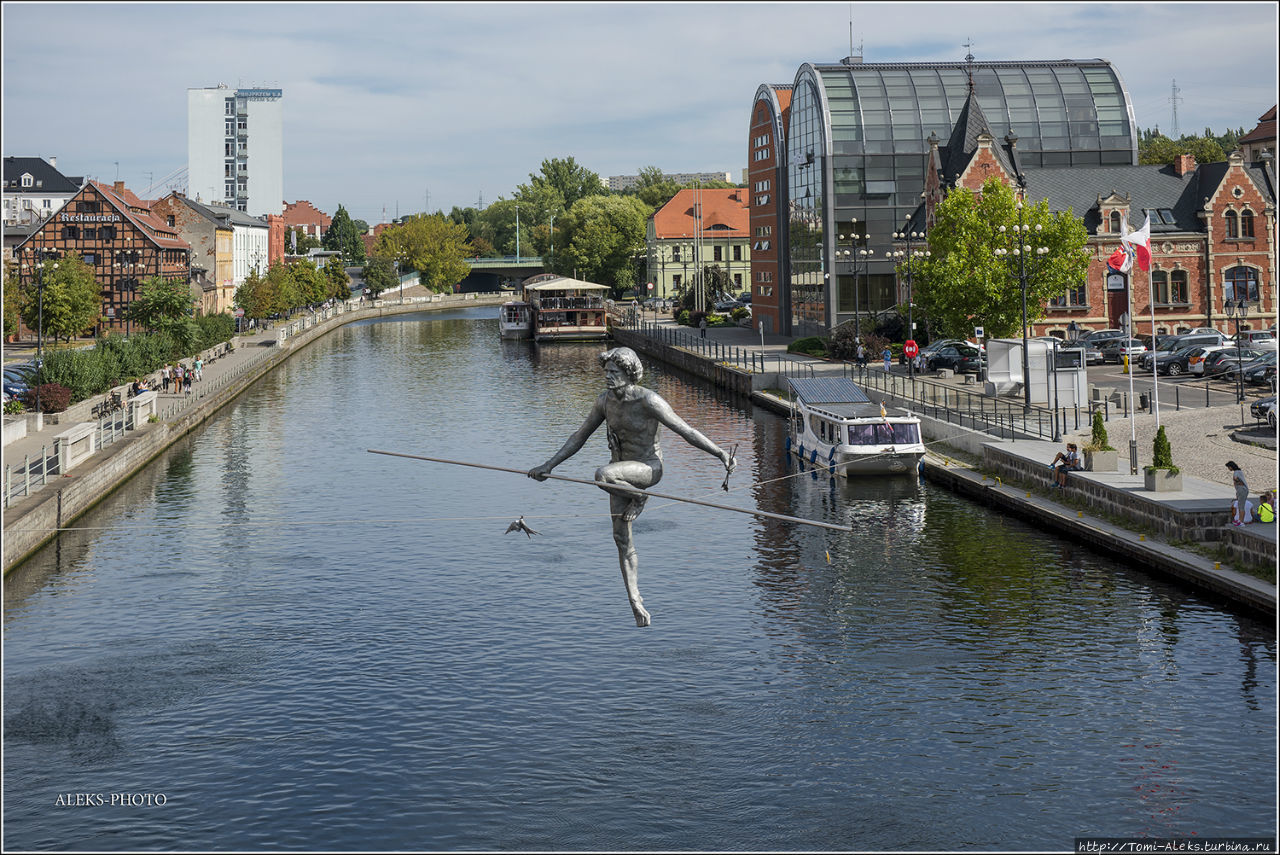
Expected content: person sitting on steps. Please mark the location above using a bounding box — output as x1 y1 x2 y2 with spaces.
1049 442 1082 490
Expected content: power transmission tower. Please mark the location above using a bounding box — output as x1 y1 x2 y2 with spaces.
1169 79 1183 139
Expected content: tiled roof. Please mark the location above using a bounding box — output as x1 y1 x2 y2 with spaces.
3 156 82 194
91 181 190 250
1238 104 1276 145
653 188 749 239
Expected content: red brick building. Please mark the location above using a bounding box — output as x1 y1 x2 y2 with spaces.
283 200 331 239
747 83 792 335
922 89 1277 338
13 180 191 336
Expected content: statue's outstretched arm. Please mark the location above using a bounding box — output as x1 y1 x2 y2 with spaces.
529 396 606 480
649 394 735 472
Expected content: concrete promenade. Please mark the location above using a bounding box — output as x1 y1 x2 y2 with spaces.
2 292 505 573
619 313 1277 613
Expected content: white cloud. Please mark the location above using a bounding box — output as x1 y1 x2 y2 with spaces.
3 1 1274 221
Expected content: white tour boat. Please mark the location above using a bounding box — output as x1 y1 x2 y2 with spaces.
786 377 926 476
498 300 533 339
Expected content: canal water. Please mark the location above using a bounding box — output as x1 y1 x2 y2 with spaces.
3 308 1275 851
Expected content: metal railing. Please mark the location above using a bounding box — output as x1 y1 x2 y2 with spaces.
4 444 61 507
628 320 816 381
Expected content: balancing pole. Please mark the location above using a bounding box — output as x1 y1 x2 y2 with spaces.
367 449 852 533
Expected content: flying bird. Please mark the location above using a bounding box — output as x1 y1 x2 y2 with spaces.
505 516 541 538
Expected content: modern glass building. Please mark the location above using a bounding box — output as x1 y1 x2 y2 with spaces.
784 58 1139 335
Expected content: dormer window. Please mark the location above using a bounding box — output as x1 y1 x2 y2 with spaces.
1109 211 1121 233
21 173 33 188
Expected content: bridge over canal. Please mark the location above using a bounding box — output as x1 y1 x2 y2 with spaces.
458 256 546 292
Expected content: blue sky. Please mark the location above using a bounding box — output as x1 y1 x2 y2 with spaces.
3 2 1276 225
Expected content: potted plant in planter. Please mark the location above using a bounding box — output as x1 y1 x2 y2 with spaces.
1082 410 1117 472
1143 425 1182 492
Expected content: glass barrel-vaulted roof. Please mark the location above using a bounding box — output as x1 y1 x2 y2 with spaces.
818 59 1137 168
785 58 1137 334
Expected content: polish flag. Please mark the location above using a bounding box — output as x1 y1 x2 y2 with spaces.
1107 247 1132 273
1121 213 1152 272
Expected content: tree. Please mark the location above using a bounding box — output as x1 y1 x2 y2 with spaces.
234 268 272 321
291 259 329 306
324 257 351 301
287 227 321 254
373 214 471 293
352 218 370 236
19 251 100 344
522 156 605 209
264 261 301 315
362 254 397 299
323 204 366 264
3 258 21 339
551 194 649 293
908 177 1090 340
126 275 192 330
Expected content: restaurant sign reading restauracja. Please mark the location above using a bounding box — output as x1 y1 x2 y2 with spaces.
59 212 122 223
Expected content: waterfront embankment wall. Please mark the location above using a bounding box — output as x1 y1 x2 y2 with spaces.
3 294 505 574
616 327 1276 616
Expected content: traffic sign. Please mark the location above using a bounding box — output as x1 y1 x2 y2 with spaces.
903 339 919 358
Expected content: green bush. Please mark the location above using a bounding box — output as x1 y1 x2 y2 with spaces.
731 307 751 322
4 398 24 415
36 318 234 405
1086 410 1115 452
676 309 690 326
788 336 829 357
1149 424 1178 473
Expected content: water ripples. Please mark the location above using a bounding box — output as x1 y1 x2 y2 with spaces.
4 308 1275 851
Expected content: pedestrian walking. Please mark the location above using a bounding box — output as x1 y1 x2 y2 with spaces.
161 365 171 393
882 346 892 372
172 364 183 395
194 357 203 382
1226 461 1249 526
183 365 193 395
856 342 866 369
699 316 707 339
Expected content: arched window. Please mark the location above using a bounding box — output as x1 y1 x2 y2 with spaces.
1170 270 1188 303
1240 209 1254 238
1225 210 1239 239
1109 211 1121 233
1224 265 1259 303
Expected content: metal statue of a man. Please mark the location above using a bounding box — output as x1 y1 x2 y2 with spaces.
528 347 735 627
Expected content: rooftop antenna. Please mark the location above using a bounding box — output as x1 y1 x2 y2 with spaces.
1169 78 1183 139
964 39 976 93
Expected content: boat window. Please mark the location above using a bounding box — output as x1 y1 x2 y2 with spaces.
848 422 920 445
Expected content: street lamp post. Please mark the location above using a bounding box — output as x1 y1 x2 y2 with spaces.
893 222 929 381
1226 298 1249 404
994 202 1048 413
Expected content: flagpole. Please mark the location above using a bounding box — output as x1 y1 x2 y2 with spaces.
1120 215 1138 475
1149 267 1160 427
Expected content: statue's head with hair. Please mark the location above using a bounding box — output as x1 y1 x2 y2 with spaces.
599 347 643 383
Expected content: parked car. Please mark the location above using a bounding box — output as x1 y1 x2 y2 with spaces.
1231 329 1278 352
1249 394 1276 422
2 363 38 398
1148 346 1206 377
1221 351 1277 383
713 300 742 313
736 291 752 305
1081 329 1127 347
1244 357 1277 386
1204 347 1265 377
1078 344 1104 365
1098 338 1148 364
925 343 985 373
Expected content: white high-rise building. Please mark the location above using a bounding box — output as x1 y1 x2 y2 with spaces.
187 84 283 217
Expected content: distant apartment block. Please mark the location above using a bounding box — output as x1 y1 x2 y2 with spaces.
188 84 283 217
608 171 736 192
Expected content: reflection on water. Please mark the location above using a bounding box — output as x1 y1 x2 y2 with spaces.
4 308 1275 851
